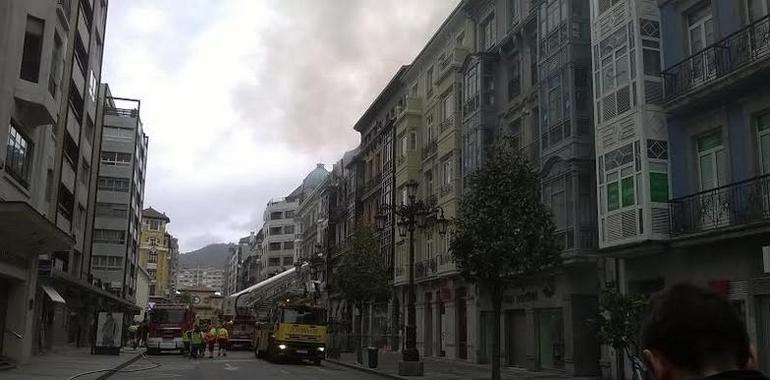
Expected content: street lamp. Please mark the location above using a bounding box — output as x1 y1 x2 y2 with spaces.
377 180 448 372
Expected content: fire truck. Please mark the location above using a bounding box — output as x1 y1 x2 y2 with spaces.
145 303 194 354
225 263 326 364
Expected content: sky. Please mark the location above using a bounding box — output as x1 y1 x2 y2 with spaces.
102 0 460 252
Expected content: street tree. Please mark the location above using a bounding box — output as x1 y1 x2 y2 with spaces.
334 225 390 356
593 288 649 380
450 139 561 380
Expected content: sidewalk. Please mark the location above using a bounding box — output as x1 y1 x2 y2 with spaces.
1 345 143 380
326 351 598 380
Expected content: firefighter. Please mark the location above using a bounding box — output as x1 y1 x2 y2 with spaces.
207 324 217 358
216 322 229 357
181 327 191 357
189 325 203 360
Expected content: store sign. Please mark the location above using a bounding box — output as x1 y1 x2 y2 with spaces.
504 290 538 304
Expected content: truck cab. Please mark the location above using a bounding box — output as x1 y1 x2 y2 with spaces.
145 304 194 354
254 300 326 364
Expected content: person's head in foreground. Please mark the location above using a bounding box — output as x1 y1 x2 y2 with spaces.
641 283 766 380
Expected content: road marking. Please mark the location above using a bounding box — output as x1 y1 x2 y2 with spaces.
224 363 240 371
280 369 291 375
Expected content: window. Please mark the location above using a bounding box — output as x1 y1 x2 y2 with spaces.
747 0 770 23
93 255 123 270
148 253 157 263
688 3 714 54
88 70 97 102
103 126 133 140
696 129 727 191
49 32 63 96
58 185 74 220
602 143 638 212
284 225 295 234
268 257 281 266
283 241 294 250
269 242 282 251
757 111 770 174
410 131 417 150
269 226 282 235
101 151 132 166
508 54 521 100
284 210 294 218
149 220 161 231
94 229 126 244
5 120 34 187
442 158 453 186
441 94 454 122
80 161 90 185
509 0 519 26
63 131 79 166
463 64 479 114
282 256 294 265
481 14 496 50
96 202 128 217
599 0 622 15
426 66 434 98
270 211 283 220
20 16 44 82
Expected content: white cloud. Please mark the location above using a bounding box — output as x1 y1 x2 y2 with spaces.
102 0 459 252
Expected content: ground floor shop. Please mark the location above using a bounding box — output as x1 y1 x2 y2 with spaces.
610 234 770 375
398 264 600 377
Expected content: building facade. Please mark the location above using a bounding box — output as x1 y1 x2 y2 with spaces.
259 164 328 280
238 229 263 292
137 207 171 298
176 267 225 292
0 0 145 364
89 86 147 300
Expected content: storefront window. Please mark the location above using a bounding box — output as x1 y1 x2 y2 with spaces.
538 308 564 369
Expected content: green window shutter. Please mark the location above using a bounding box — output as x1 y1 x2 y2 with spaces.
697 129 722 152
607 181 620 211
621 176 635 207
649 172 669 202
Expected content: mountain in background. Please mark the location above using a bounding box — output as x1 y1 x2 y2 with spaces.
179 243 234 269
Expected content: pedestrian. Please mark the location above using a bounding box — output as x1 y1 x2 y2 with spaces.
641 283 769 380
182 327 191 357
216 322 229 357
206 324 216 358
189 325 203 360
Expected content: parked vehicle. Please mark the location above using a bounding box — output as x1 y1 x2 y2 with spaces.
145 304 194 354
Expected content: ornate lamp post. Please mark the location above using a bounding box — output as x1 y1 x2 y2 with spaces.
376 179 447 374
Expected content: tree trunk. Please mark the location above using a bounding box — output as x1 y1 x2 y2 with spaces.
357 301 364 364
492 288 502 380
616 345 625 380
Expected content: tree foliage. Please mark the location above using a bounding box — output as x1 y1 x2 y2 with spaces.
449 139 561 380
334 225 390 304
449 138 561 296
594 288 649 355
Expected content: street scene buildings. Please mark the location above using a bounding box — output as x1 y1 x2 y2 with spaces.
3 0 770 378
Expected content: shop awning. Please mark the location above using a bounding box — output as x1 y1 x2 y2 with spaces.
41 284 66 304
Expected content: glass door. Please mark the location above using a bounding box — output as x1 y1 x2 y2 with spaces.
688 3 715 83
538 308 565 369
697 129 729 228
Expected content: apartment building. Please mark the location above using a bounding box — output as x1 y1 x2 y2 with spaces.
88 86 147 301
238 229 263 291
224 235 253 296
176 267 224 292
138 207 172 298
0 0 143 364
586 0 770 375
167 235 179 296
259 164 328 280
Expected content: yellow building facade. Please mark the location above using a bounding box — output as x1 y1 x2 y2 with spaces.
138 207 172 298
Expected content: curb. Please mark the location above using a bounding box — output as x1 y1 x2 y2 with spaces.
325 358 408 380
95 351 144 380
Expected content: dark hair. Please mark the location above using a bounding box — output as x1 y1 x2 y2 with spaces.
640 283 750 373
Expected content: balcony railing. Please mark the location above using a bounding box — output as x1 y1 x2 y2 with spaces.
662 15 770 101
415 257 437 280
439 115 456 134
105 107 139 118
421 141 438 161
669 173 770 237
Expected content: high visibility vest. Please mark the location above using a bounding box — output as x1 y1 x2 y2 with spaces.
217 327 229 339
190 331 203 344
209 328 217 340
182 330 190 342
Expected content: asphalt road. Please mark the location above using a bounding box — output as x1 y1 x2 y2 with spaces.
108 350 380 380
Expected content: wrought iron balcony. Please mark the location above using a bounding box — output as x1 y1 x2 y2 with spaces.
662 15 770 102
421 140 438 161
415 257 437 280
439 115 456 134
669 173 770 237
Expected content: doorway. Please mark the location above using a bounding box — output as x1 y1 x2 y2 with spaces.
505 310 527 367
758 296 770 373
424 292 433 356
456 288 467 359
479 311 495 364
538 308 565 369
